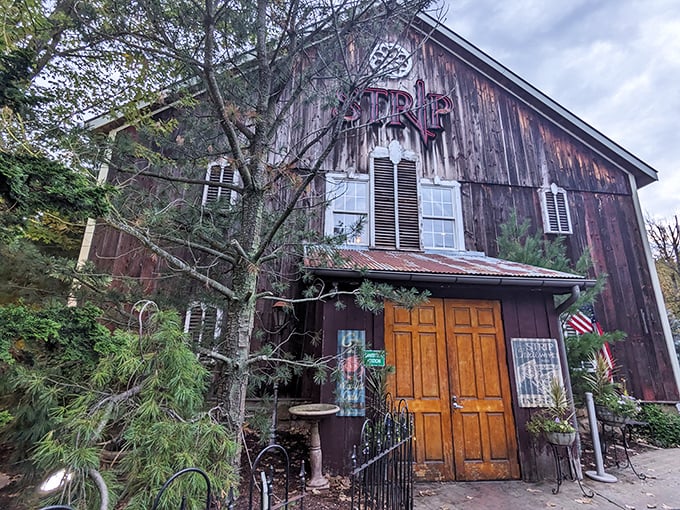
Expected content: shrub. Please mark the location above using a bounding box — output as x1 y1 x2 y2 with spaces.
640 404 680 448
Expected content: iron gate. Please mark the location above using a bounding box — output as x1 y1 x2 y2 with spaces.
350 398 414 510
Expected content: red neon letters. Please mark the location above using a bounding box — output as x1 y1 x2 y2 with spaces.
337 79 453 145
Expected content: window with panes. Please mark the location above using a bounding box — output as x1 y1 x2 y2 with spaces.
328 176 369 246
420 182 461 249
325 142 464 251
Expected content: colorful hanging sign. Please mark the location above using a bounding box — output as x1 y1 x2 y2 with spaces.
336 330 366 417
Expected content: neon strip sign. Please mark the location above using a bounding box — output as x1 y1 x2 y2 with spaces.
338 79 453 145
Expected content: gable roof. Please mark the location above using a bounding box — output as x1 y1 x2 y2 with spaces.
414 14 657 188
305 248 595 290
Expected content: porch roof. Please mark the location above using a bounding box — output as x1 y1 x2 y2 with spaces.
303 248 595 289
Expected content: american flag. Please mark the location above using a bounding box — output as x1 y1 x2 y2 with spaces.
567 310 597 335
566 306 614 377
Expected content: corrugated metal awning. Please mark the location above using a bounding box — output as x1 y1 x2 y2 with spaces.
304 248 595 289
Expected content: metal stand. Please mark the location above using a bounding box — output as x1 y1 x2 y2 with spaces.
599 420 646 480
548 442 594 497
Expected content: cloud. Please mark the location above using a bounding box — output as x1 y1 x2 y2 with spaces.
441 0 680 218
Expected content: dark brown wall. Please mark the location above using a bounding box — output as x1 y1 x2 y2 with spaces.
282 28 677 402
87 24 677 405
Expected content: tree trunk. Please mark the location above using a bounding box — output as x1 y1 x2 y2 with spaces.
213 186 265 467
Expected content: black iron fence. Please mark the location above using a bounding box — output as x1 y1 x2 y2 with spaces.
350 399 414 510
38 402 414 510
37 443 306 510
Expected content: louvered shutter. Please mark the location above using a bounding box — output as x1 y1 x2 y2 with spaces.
545 192 559 231
541 185 572 234
373 157 397 248
186 304 205 344
185 303 221 348
204 164 235 204
556 192 570 231
396 159 420 250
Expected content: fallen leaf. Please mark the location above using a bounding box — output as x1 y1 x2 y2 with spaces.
647 505 657 509
574 498 593 504
527 488 543 493
546 502 557 507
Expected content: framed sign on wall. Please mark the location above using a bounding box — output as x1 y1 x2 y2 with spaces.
510 338 563 408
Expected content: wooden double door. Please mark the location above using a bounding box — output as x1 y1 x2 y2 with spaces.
385 299 520 481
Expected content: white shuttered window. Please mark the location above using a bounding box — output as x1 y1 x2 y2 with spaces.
540 183 572 234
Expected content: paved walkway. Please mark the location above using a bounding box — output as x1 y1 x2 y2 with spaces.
414 447 680 509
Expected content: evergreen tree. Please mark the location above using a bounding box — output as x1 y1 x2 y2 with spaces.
2 0 438 473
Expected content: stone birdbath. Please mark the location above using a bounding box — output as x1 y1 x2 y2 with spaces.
288 403 340 489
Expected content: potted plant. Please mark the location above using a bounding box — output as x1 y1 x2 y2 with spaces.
526 378 577 445
584 353 641 425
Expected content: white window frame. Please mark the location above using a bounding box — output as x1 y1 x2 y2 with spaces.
540 183 573 234
184 302 223 347
202 159 239 205
419 177 465 250
324 173 370 247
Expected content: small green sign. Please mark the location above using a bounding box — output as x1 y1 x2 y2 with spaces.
364 350 386 367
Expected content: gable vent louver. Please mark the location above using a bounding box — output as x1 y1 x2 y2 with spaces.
204 164 235 204
541 183 572 234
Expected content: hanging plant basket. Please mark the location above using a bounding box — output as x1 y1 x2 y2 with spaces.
545 431 576 446
595 405 629 425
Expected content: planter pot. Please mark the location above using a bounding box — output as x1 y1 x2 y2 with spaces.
545 431 576 446
595 405 629 425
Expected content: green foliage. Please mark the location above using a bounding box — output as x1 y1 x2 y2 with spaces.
582 353 617 403
526 378 575 437
598 392 641 420
2 307 236 509
0 48 39 113
0 152 111 240
640 404 680 448
567 330 626 402
0 410 11 427
0 303 119 460
496 211 624 403
496 210 608 307
584 353 641 420
497 211 575 273
0 302 112 372
354 281 430 312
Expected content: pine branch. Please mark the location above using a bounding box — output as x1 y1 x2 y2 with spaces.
106 217 238 300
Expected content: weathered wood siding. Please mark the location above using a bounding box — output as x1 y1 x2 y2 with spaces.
280 29 676 402
85 22 677 405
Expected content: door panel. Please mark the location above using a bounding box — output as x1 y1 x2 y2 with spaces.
385 300 454 480
385 298 520 481
445 300 520 480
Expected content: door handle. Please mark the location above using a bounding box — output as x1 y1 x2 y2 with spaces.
451 395 464 410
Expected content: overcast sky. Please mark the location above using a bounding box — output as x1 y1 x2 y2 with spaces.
440 0 680 220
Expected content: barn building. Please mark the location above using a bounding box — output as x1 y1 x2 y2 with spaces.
81 14 680 481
